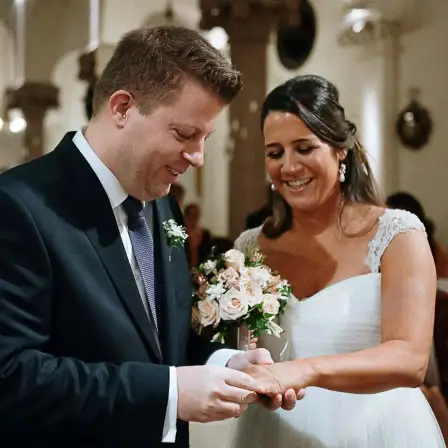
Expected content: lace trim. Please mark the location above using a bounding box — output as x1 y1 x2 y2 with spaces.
234 226 262 255
234 210 426 275
366 209 426 273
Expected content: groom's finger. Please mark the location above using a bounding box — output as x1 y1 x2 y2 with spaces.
206 401 245 421
221 384 258 405
225 369 279 395
244 348 274 366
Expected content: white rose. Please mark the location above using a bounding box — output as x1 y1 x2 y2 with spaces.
198 299 220 327
262 294 280 315
224 249 246 271
219 288 249 321
247 266 271 288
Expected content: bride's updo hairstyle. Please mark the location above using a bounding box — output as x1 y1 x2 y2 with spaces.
261 74 382 239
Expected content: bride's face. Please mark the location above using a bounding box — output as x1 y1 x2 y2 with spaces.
263 111 344 211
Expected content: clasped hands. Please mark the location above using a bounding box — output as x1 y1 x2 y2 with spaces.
226 348 304 412
177 348 303 424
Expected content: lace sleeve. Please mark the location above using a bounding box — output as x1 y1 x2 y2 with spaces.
366 209 427 273
234 226 262 256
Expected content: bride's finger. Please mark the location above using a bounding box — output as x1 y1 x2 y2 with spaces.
259 393 283 411
297 388 306 400
281 389 297 411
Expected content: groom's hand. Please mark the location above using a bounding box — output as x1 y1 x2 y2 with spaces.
226 348 273 372
176 365 278 423
227 349 302 411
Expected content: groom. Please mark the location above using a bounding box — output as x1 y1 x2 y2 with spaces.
0 27 295 447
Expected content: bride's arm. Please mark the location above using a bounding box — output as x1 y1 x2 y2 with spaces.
257 230 437 394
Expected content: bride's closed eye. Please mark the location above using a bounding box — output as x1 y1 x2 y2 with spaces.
296 146 317 155
266 146 317 159
266 150 284 160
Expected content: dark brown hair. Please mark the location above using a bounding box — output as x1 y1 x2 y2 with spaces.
92 26 242 116
262 74 382 238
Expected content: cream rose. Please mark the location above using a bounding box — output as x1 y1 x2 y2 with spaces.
219 289 249 321
240 278 263 307
224 249 245 271
262 294 280 315
198 299 220 327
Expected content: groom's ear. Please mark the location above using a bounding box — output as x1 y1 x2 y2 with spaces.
109 90 134 127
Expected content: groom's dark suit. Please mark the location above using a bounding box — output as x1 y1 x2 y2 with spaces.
0 132 222 447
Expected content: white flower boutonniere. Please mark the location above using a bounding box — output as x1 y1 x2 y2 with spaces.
163 219 188 261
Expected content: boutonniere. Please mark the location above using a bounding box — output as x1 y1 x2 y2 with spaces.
162 219 188 261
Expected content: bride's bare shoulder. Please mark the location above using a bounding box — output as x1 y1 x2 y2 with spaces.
343 204 387 236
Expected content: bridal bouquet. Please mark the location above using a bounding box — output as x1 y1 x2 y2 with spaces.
191 248 291 348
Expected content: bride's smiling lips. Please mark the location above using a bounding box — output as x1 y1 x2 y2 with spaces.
281 177 314 192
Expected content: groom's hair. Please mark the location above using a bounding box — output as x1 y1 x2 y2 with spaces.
92 26 242 116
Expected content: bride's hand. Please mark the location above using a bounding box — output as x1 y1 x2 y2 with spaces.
244 363 306 411
248 359 316 392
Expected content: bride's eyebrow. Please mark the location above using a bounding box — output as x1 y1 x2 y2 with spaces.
265 137 315 148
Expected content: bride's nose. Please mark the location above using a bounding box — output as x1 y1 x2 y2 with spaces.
281 152 301 176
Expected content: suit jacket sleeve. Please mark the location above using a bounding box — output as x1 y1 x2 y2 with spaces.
0 187 170 442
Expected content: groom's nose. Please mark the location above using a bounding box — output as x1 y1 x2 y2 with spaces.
182 142 205 168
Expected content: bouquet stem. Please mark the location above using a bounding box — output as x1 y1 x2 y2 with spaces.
236 323 251 351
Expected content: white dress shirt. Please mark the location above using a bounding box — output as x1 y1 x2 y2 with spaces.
73 130 238 443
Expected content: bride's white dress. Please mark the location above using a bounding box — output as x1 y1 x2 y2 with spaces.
228 208 445 447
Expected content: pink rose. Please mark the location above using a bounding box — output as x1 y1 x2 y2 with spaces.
218 267 240 289
198 299 220 327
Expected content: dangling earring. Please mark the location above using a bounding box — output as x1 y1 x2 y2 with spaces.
271 183 276 191
339 163 346 183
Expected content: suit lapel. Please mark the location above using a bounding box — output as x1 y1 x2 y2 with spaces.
83 222 163 362
153 199 178 365
57 135 163 362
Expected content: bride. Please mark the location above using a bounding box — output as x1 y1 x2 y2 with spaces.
233 74 445 447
